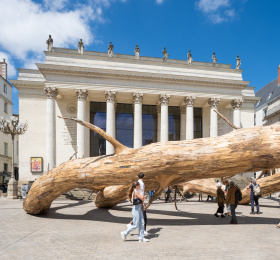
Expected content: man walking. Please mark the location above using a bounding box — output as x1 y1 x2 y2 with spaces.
225 181 238 224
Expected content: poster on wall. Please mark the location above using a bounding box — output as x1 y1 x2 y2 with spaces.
31 157 43 173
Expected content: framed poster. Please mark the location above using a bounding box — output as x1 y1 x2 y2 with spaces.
31 157 43 173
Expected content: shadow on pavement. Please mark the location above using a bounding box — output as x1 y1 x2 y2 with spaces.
35 200 280 226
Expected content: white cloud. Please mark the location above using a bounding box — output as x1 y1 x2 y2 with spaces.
0 0 126 76
0 52 17 78
156 0 164 4
196 0 237 24
196 0 230 13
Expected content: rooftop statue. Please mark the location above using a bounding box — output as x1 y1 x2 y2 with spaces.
236 55 241 69
212 52 217 66
134 44 140 59
78 39 84 54
187 50 193 64
162 47 169 62
108 42 114 57
46 35 53 51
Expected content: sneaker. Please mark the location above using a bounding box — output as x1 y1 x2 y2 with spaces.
214 213 219 217
120 232 126 241
144 231 150 236
250 212 255 214
221 215 225 218
126 224 132 228
139 238 149 242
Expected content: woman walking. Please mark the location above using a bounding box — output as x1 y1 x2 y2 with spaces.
121 182 149 242
214 182 225 218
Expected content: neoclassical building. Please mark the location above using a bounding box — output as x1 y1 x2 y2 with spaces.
12 42 257 182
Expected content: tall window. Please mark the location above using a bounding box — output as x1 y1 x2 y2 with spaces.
194 108 203 138
168 106 181 141
4 84 7 94
263 108 268 118
4 142 8 156
90 102 106 157
142 105 157 145
4 102 7 113
4 163 8 172
116 103 133 148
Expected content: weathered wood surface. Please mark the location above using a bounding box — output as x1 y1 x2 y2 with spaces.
23 118 280 214
180 173 280 205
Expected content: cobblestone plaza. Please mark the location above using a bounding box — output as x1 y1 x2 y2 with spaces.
1 195 279 260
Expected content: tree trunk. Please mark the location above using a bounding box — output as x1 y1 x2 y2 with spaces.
23 118 280 214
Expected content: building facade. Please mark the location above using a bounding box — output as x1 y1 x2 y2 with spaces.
0 59 18 185
255 65 280 127
12 44 257 183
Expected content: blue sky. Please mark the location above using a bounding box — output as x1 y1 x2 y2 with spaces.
1 0 280 114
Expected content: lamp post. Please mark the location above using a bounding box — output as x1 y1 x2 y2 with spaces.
0 116 27 199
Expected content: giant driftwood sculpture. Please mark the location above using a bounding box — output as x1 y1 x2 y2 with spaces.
181 173 280 205
23 117 280 215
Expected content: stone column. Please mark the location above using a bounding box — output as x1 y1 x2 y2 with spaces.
180 106 186 140
185 96 196 140
157 104 161 142
105 91 116 154
208 98 220 137
76 89 88 158
45 87 58 170
231 99 242 129
133 93 143 148
159 94 170 142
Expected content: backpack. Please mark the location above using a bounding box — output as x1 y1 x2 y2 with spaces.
235 188 242 202
253 184 261 197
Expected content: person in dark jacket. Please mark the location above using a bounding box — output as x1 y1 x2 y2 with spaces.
225 181 238 224
214 182 225 218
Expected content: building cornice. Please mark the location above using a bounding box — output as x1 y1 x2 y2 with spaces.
46 48 236 71
10 80 45 89
36 64 249 89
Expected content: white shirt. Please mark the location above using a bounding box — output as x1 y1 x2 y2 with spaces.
138 179 145 195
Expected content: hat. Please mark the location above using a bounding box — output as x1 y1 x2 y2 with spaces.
217 182 222 188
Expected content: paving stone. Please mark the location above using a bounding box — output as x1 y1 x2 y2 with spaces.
0 194 280 259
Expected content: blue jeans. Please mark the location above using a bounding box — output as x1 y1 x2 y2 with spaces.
123 204 144 240
148 190 154 200
250 196 259 213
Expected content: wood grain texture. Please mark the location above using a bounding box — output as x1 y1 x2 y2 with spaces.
23 118 280 214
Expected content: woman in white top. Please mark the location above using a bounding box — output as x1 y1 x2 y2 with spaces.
121 182 149 242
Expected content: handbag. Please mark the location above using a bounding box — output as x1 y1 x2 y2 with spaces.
132 191 142 205
133 197 142 205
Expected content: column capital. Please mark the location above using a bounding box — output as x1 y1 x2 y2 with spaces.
208 98 220 109
105 91 116 103
133 93 143 104
231 99 243 110
184 96 196 107
159 94 170 106
76 89 88 100
44 87 58 99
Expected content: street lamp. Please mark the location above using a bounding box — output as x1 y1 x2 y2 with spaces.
0 116 27 199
